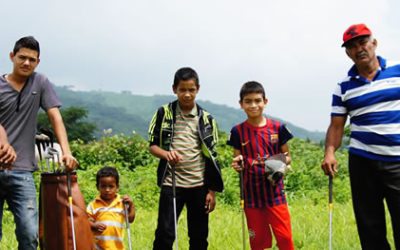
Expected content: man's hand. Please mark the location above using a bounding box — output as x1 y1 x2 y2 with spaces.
321 152 338 177
205 190 216 214
62 153 78 171
231 155 244 172
0 143 17 168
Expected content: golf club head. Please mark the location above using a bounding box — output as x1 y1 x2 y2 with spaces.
44 147 63 173
39 128 54 147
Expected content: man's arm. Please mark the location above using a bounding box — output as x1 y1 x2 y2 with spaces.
46 107 78 171
0 125 16 165
321 116 347 176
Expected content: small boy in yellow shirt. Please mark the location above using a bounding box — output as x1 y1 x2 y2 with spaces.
87 166 135 249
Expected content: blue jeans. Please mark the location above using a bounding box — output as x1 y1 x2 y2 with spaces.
0 170 38 250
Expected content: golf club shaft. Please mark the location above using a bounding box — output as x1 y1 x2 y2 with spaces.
171 163 178 250
329 175 333 250
124 202 133 250
67 172 77 250
36 141 44 171
240 168 246 250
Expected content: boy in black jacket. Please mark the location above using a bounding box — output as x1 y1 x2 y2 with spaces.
148 67 223 250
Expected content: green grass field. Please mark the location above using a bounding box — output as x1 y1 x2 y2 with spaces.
1 198 395 249
0 136 395 249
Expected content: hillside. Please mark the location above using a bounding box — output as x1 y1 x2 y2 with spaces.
54 86 325 142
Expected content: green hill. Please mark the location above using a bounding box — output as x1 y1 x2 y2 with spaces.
54 86 325 142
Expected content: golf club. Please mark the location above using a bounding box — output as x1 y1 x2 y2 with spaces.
329 175 333 250
124 201 133 250
47 147 60 172
44 148 52 172
239 158 246 250
35 133 49 172
36 138 44 172
171 163 179 250
67 172 77 250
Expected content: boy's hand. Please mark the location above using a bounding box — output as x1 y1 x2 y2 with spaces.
165 150 183 165
121 195 136 223
121 195 134 209
205 190 216 214
93 222 107 233
231 155 244 172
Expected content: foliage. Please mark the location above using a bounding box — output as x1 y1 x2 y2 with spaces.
71 131 157 171
2 133 397 249
286 138 350 204
37 106 97 142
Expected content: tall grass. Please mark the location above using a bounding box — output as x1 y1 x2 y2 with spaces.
2 199 394 249
0 136 395 249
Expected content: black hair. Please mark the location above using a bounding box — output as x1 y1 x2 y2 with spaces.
13 36 40 57
96 166 119 187
239 81 266 102
173 67 199 89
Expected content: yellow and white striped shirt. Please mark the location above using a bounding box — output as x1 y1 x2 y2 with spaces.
87 194 126 250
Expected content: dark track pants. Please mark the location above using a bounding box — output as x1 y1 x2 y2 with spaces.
349 154 400 250
153 186 209 250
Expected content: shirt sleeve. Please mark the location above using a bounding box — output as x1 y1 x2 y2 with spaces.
86 202 95 219
227 126 241 150
278 124 293 146
38 74 62 111
331 84 347 117
148 108 162 146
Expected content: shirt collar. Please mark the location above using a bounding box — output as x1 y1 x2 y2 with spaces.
95 194 121 206
348 55 386 77
176 103 198 117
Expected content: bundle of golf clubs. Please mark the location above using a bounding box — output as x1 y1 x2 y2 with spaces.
35 128 63 173
36 128 77 250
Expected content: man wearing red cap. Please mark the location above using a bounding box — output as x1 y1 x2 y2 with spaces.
322 23 400 249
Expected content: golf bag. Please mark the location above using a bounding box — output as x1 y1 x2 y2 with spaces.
39 172 95 250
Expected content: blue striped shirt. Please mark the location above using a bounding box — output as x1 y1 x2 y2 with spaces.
331 56 400 161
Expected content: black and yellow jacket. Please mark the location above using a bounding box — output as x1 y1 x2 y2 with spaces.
148 100 224 192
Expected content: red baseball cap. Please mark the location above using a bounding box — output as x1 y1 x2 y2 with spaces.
342 23 372 47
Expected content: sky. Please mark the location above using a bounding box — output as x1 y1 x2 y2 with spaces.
1 0 399 132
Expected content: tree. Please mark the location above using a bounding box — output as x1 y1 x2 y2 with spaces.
37 106 97 142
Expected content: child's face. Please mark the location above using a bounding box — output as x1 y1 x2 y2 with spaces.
240 93 268 119
173 79 199 112
97 176 119 203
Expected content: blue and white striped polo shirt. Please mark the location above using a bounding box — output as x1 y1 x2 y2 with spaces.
331 56 400 161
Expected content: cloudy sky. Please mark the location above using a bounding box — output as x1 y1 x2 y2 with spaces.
1 0 399 131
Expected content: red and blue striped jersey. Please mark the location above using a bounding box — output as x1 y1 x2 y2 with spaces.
227 118 293 208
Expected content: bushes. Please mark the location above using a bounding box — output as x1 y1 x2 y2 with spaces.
71 132 157 171
286 138 351 204
68 133 351 209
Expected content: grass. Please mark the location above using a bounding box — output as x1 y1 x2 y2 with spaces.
3 198 394 249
